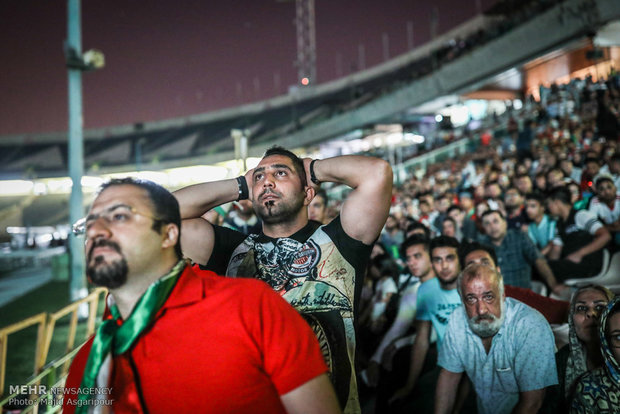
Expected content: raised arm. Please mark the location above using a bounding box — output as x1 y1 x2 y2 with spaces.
307 155 392 245
173 170 253 264
280 374 341 414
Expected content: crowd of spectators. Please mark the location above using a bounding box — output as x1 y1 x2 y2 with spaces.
350 71 620 413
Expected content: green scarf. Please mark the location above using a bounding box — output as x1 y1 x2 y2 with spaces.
75 260 185 412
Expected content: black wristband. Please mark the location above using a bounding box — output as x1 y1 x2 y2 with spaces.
236 176 249 201
309 159 321 185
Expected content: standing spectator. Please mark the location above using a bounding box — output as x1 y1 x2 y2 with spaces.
63 178 340 414
174 146 392 413
547 187 611 281
435 264 558 414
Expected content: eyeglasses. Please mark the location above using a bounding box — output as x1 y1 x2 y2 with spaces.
72 204 161 236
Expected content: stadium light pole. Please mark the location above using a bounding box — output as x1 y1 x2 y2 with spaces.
67 0 87 303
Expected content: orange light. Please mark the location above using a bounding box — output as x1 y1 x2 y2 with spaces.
301 77 309 86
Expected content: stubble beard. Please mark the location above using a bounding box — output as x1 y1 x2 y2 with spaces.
254 191 306 225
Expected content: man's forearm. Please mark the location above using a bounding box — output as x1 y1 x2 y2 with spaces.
311 155 391 190
403 335 429 390
173 178 240 219
434 369 461 414
534 258 559 288
574 230 611 258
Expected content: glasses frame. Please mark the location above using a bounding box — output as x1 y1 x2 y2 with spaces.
72 204 161 236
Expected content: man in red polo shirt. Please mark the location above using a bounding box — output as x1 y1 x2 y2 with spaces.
63 178 340 414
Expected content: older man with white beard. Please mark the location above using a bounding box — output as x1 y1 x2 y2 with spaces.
434 264 557 414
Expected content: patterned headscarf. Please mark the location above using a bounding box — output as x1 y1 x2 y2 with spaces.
564 284 614 398
599 295 620 387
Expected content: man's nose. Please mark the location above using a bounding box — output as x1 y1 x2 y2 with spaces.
85 217 111 241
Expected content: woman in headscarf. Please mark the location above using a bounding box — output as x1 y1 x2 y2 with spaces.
554 284 614 411
571 295 620 413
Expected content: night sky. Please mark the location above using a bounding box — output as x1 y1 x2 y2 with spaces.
0 0 497 136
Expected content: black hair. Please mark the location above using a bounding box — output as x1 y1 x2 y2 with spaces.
480 209 505 221
99 177 182 259
405 221 431 239
547 186 572 205
446 205 462 215
400 234 430 258
459 241 498 267
525 191 545 204
263 145 307 186
429 235 460 255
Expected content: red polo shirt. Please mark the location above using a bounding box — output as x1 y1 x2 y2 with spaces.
63 266 327 413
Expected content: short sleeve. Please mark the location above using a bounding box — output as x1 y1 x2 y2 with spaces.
204 225 246 273
574 210 604 235
437 311 465 374
255 282 328 395
415 282 432 321
513 307 558 391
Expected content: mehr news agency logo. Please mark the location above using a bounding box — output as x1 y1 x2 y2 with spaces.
7 385 114 408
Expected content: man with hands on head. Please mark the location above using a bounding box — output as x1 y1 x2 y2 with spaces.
174 146 393 414
63 178 341 414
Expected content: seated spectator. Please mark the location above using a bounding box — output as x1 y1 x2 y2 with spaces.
308 188 329 224
405 221 431 239
447 205 478 242
560 157 583 183
435 264 558 414
459 241 570 325
571 296 620 413
525 192 557 256
222 199 261 235
504 186 529 231
588 174 620 246
547 187 611 280
365 235 435 412
441 216 460 240
514 173 534 195
390 236 462 411
547 284 614 412
580 157 601 194
381 214 405 260
478 210 566 295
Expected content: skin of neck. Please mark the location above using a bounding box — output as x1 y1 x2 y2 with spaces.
533 213 544 225
419 268 436 283
262 209 309 239
558 204 571 221
110 253 180 320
